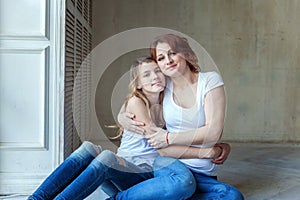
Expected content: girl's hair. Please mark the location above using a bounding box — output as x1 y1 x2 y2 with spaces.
125 56 156 113
150 33 200 73
109 56 164 139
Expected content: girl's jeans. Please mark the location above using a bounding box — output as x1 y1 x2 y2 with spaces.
28 141 196 200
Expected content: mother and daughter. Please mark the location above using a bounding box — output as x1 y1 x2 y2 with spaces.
29 34 244 200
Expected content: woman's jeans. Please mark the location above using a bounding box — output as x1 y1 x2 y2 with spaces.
107 155 196 200
108 166 244 200
188 172 244 200
28 141 196 200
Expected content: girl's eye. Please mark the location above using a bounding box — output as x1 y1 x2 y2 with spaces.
143 73 150 77
170 51 177 56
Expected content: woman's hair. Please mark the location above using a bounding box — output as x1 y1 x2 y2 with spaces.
109 56 164 139
150 33 200 73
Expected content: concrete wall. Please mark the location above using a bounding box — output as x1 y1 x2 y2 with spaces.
92 0 300 142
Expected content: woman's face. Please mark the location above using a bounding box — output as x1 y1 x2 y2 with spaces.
138 61 166 94
155 42 188 77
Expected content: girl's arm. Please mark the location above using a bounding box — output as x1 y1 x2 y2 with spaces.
125 96 153 134
118 102 146 135
146 86 226 148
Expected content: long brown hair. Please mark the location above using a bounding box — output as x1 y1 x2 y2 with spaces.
109 56 164 139
150 33 200 73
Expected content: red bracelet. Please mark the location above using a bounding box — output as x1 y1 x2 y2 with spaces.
165 132 169 145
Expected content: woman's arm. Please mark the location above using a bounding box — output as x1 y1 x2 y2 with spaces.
157 145 221 159
146 86 226 148
157 143 230 164
125 96 227 161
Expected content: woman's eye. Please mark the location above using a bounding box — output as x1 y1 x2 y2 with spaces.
157 57 164 61
170 51 177 56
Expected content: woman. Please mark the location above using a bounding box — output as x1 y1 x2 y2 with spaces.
28 56 222 200
118 34 244 200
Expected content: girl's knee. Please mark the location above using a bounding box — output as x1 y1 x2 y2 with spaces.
80 141 94 150
95 150 118 166
75 141 102 158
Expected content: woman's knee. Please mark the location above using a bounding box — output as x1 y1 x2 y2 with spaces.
228 186 244 200
154 157 196 199
177 174 196 199
217 183 244 200
163 176 196 200
211 183 244 200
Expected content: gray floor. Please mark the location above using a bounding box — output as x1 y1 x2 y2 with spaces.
2 143 300 200
218 142 300 200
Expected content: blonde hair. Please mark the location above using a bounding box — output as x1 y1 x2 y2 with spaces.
150 33 200 73
109 56 164 139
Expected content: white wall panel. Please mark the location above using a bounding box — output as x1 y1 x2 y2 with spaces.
0 0 47 37
0 49 47 149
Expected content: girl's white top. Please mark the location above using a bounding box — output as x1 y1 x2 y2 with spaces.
163 71 224 176
117 130 159 171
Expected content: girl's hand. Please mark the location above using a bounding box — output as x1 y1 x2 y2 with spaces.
212 143 231 164
145 127 169 149
117 112 145 135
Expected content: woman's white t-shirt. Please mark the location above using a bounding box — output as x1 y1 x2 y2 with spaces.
163 71 224 176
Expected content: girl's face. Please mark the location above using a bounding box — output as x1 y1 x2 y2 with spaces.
138 62 166 94
155 42 188 77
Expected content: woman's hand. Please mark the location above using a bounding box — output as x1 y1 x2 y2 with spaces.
145 127 169 149
212 143 231 164
117 111 145 135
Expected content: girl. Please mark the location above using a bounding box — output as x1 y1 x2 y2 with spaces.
28 56 221 200
118 34 244 200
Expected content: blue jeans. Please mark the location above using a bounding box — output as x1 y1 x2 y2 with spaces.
106 156 196 200
28 141 196 200
188 172 244 200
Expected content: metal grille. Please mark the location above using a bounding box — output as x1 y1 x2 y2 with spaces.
64 0 93 158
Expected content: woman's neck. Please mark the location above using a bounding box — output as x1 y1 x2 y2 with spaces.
171 70 198 89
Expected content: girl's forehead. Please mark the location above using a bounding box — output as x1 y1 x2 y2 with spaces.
139 62 158 71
